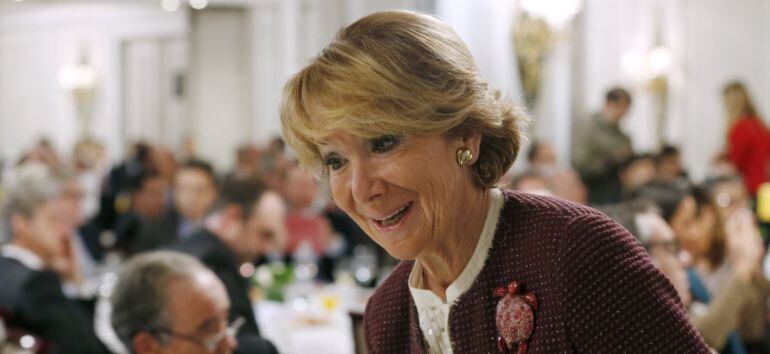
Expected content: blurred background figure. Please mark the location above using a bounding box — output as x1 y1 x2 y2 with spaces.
0 164 107 353
283 166 345 282
706 174 752 224
172 178 280 354
172 159 219 238
72 137 108 222
509 141 587 204
283 167 337 255
656 145 689 184
723 81 770 197
625 181 770 353
112 170 169 256
226 143 262 183
98 142 157 230
111 251 243 354
52 167 101 294
260 137 292 196
131 159 219 254
508 170 552 196
550 169 588 205
618 153 657 200
672 186 768 354
572 87 634 205
526 140 557 176
17 138 61 170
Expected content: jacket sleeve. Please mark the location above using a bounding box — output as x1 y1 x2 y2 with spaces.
17 271 107 354
207 262 278 354
691 273 752 349
560 213 711 353
570 122 605 177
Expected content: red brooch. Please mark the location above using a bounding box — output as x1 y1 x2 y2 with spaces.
493 281 538 354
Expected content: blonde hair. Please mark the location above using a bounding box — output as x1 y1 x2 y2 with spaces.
723 81 759 124
280 10 526 188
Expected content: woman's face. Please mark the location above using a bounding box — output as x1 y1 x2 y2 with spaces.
670 197 717 258
723 87 749 121
318 130 477 260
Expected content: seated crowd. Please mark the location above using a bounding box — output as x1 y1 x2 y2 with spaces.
0 84 769 353
0 137 383 353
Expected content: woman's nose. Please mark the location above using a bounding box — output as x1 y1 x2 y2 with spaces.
351 161 384 203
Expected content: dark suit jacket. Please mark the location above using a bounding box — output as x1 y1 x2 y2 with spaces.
0 256 107 354
131 209 181 255
173 229 278 354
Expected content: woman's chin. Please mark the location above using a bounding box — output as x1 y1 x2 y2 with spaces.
377 232 423 260
382 246 420 261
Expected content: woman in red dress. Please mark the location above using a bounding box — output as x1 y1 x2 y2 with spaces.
724 81 770 196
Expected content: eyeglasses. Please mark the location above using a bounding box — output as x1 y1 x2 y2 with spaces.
148 316 245 353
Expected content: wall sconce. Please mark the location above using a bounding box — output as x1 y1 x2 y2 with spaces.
58 49 97 138
519 0 582 30
621 46 672 87
514 0 582 109
622 45 672 148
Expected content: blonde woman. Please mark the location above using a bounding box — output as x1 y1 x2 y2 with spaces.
723 81 770 196
281 11 709 353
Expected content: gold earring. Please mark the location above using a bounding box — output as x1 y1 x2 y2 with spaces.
456 148 473 166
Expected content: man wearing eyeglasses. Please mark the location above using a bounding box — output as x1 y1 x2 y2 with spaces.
111 251 245 354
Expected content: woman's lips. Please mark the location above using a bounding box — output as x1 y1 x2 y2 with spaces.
372 202 413 231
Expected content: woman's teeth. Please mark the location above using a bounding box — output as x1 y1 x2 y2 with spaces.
378 203 411 226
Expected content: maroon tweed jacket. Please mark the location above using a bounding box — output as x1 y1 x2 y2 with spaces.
363 190 710 353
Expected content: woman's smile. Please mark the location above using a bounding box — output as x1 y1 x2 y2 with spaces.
371 201 414 231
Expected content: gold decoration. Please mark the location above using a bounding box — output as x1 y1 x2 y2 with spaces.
456 148 473 166
513 13 555 110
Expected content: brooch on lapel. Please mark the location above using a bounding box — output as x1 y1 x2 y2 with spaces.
493 281 538 354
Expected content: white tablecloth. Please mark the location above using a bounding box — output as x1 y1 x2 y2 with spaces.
256 300 356 354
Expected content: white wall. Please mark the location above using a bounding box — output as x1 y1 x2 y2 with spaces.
189 8 252 170
122 38 188 146
0 1 188 162
436 0 523 104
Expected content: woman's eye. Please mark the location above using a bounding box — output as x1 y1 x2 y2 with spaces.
324 156 346 171
371 135 402 153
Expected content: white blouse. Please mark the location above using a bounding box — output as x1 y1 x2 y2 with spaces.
408 188 503 354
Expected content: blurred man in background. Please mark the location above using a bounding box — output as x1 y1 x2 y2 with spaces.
173 178 281 354
0 164 106 353
114 170 169 256
132 159 218 254
572 87 633 205
111 251 240 354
